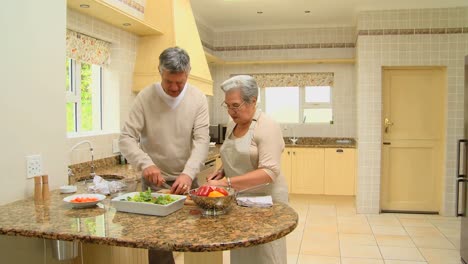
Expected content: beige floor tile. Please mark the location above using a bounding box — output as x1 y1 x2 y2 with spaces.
307 216 338 225
340 244 382 258
418 248 461 264
303 231 339 242
395 214 428 219
405 226 443 237
337 207 358 217
447 236 460 249
338 215 369 225
300 241 340 256
339 223 373 234
372 226 408 236
304 223 338 233
437 227 461 237
379 246 425 261
297 255 341 264
411 236 456 249
287 253 298 264
339 234 377 246
375 235 415 247
399 218 434 227
384 261 427 264
368 218 402 227
341 258 384 264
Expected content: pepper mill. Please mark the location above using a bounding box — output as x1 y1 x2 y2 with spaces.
42 175 50 200
34 176 42 202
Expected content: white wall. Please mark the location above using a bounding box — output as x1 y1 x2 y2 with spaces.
0 2 67 204
355 7 468 215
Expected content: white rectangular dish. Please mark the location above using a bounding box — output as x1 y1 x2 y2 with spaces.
111 192 186 216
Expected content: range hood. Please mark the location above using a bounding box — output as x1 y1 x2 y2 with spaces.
133 0 213 95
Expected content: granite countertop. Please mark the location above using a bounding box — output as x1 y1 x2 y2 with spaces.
284 137 357 148
0 188 298 252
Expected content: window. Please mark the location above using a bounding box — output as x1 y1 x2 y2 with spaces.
66 58 102 133
261 85 333 124
303 86 333 123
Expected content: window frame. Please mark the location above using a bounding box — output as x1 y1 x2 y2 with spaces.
66 58 103 134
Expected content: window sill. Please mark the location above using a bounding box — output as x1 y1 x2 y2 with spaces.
67 130 120 138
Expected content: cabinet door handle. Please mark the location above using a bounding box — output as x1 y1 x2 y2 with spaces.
336 149 344 153
293 151 296 155
287 151 290 155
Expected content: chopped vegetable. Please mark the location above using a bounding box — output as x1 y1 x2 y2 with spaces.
125 188 176 205
71 197 99 203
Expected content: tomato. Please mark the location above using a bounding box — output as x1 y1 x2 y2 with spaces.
215 187 228 196
70 197 98 203
196 186 212 196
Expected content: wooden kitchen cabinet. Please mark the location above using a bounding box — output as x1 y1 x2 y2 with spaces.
283 147 325 194
324 148 356 195
283 147 356 195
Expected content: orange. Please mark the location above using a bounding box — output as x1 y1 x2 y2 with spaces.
208 190 225 197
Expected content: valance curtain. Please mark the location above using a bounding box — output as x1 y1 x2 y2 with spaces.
66 29 111 66
251 73 334 88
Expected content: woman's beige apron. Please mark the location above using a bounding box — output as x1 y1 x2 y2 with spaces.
220 110 287 264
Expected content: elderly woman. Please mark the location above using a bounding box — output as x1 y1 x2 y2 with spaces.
207 75 288 264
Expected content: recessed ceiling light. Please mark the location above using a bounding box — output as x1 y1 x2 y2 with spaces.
305 10 311 13
80 4 90 8
257 11 263 14
123 23 131 26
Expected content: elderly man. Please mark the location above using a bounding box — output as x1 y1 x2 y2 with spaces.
119 46 209 264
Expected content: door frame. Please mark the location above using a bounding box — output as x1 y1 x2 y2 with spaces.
380 66 447 213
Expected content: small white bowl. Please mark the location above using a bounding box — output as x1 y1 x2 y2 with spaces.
60 185 77 194
63 193 106 208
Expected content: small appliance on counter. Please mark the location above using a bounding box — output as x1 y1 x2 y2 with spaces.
209 124 227 144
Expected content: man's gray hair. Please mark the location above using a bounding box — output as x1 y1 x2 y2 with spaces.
220 75 258 103
158 47 191 74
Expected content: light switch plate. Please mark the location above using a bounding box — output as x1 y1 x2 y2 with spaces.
26 155 43 178
112 139 120 153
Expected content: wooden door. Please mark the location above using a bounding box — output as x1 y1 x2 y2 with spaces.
381 67 446 212
324 148 356 195
281 148 293 193
291 148 324 194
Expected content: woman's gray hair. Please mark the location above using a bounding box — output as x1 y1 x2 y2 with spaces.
220 75 258 103
158 47 191 74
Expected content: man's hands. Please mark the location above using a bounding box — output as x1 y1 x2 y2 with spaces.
143 165 165 186
143 166 192 194
171 173 192 194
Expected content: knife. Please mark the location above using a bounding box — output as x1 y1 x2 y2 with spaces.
161 181 172 190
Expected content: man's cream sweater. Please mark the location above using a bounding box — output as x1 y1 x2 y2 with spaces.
119 83 209 180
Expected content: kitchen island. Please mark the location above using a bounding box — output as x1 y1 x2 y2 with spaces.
0 186 297 263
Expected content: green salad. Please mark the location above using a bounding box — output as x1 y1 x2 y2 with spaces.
124 188 177 205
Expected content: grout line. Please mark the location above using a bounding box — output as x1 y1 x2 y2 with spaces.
396 214 429 263
367 214 385 261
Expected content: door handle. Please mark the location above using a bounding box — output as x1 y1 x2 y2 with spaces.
384 117 394 133
456 177 468 217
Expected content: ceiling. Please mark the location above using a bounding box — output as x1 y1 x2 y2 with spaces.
191 0 468 32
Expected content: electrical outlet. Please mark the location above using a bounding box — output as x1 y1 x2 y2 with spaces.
26 155 43 178
112 139 120 153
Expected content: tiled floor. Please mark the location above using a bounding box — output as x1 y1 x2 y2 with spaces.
175 194 462 264
287 194 461 264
